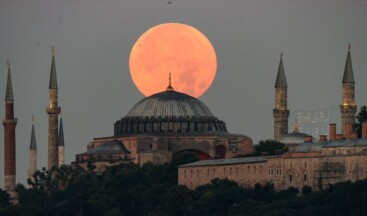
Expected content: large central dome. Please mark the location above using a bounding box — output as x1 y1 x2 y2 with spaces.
126 91 214 118
114 88 227 136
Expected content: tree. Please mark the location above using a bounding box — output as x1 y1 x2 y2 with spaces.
252 140 288 156
353 106 367 138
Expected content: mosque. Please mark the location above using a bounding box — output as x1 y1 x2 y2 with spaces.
2 44 365 203
73 75 254 171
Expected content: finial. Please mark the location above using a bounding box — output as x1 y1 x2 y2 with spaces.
280 51 283 59
32 115 34 124
166 72 174 91
7 59 10 69
348 43 351 51
51 46 55 55
60 109 63 118
169 72 172 86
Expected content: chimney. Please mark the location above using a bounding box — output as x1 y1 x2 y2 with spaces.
351 132 358 139
362 122 367 139
336 134 344 140
304 135 313 142
319 135 327 142
329 123 336 141
345 123 353 139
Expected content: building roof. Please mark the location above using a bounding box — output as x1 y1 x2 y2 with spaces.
294 142 324 152
125 89 214 118
5 60 14 102
342 44 355 84
81 140 130 155
179 157 268 168
275 52 287 88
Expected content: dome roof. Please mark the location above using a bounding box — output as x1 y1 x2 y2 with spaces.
114 88 228 136
280 131 316 145
125 90 214 118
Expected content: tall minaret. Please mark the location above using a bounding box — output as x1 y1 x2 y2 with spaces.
273 52 289 140
340 44 357 134
46 47 61 170
58 114 65 167
3 60 18 203
28 116 37 180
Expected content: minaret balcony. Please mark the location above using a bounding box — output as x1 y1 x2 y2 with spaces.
46 107 61 114
2 118 17 124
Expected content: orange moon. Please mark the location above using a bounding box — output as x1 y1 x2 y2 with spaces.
129 23 217 98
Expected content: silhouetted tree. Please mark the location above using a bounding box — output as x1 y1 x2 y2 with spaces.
354 106 367 137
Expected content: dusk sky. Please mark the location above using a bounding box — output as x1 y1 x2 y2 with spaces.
1 0 367 186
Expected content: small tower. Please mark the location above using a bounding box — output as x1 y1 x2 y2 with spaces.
340 44 357 134
46 47 61 170
273 52 289 140
28 116 37 180
3 60 18 203
58 114 65 167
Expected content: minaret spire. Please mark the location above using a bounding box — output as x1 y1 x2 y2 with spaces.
340 44 357 134
29 115 37 182
166 72 174 91
3 59 18 203
342 43 355 84
275 51 287 88
30 116 37 150
5 60 14 101
49 46 58 89
46 46 61 170
273 51 289 140
58 112 65 167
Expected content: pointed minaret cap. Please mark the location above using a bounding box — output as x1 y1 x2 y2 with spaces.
58 115 64 147
275 51 288 88
49 46 58 89
5 59 14 101
342 43 355 84
30 115 37 150
166 72 174 91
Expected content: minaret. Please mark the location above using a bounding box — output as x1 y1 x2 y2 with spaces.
273 52 289 140
28 116 37 180
46 47 61 170
58 114 65 167
3 60 18 203
340 44 357 134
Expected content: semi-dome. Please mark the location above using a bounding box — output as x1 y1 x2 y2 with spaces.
126 90 214 118
114 86 227 136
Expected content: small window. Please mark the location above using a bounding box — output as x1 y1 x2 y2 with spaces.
304 174 307 181
304 163 307 168
289 175 293 182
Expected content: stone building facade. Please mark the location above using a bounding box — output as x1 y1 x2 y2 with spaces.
73 83 254 170
179 123 367 192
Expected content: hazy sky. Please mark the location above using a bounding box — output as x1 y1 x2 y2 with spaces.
0 0 367 186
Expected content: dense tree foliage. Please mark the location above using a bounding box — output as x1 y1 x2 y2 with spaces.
250 139 289 156
0 154 366 215
354 106 367 137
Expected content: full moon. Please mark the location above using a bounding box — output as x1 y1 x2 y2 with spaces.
129 23 217 98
